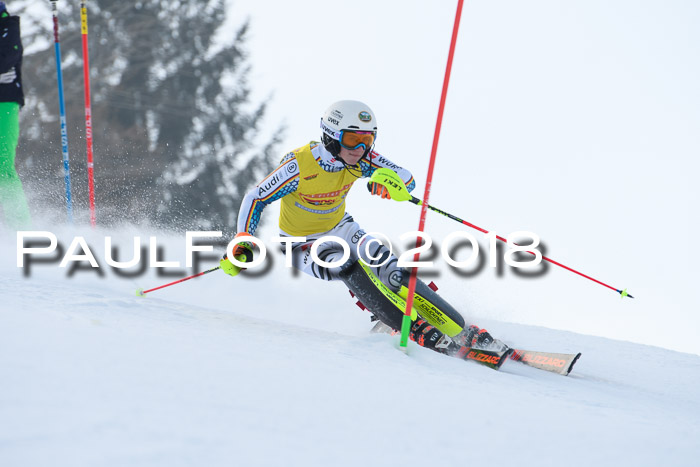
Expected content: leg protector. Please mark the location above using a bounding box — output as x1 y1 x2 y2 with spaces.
340 260 404 330
339 260 466 337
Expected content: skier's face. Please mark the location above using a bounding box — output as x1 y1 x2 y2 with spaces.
338 146 365 166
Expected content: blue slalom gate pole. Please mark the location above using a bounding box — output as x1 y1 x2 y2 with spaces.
50 0 73 223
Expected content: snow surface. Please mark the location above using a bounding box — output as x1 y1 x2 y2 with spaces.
1 228 699 467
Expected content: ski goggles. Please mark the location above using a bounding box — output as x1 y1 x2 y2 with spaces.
339 130 375 150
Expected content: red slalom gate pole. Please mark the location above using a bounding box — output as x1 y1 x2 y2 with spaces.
400 0 465 349
81 1 96 226
136 266 221 296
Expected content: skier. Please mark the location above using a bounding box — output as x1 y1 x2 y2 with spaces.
0 2 31 230
220 100 500 359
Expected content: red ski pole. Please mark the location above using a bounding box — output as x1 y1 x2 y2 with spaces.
369 168 634 300
136 266 220 296
409 198 634 298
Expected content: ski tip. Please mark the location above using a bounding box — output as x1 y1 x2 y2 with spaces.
565 352 582 376
136 288 146 297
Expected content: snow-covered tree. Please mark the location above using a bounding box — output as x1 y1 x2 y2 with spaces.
17 0 280 229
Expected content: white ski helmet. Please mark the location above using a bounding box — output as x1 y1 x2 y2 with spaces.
320 100 377 157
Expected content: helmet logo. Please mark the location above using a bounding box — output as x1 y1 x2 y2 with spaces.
358 111 372 122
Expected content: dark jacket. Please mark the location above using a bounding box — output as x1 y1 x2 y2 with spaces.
0 14 24 107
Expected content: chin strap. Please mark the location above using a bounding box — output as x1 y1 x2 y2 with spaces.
340 161 363 179
336 145 374 179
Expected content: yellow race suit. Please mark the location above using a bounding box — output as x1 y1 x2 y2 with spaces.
237 141 414 236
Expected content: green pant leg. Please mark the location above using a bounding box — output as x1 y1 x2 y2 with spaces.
0 102 32 230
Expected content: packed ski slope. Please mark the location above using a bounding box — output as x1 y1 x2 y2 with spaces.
1 229 699 467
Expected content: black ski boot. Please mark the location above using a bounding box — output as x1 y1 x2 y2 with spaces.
409 319 451 353
458 325 495 349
